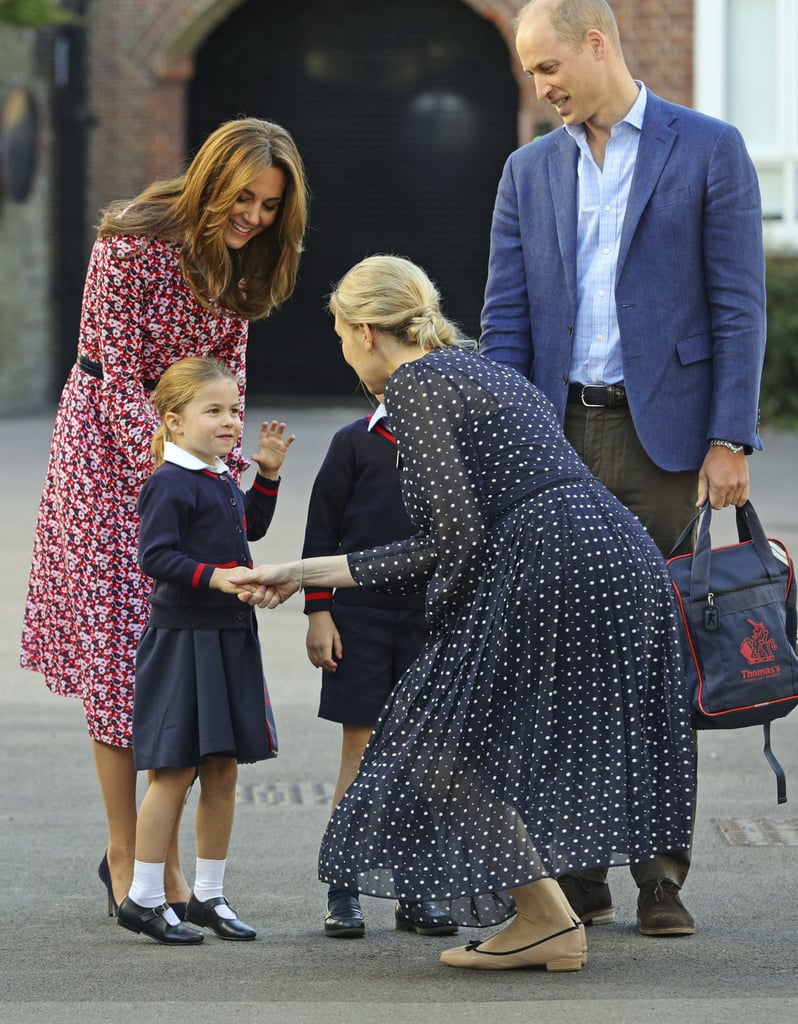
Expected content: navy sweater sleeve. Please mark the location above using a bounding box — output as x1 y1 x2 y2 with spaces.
243 474 281 542
301 417 425 613
301 423 359 613
137 464 280 628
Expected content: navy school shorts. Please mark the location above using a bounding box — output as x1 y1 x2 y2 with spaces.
318 602 427 727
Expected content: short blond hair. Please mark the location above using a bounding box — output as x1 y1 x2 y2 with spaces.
516 0 622 54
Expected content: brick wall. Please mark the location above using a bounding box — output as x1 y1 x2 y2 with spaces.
0 1 695 413
613 0 693 106
0 26 53 414
86 0 694 230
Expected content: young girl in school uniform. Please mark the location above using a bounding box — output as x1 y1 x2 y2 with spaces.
117 356 294 945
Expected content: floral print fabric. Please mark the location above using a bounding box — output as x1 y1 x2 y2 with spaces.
21 236 249 747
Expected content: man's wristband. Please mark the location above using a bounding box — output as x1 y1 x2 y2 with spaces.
709 438 745 454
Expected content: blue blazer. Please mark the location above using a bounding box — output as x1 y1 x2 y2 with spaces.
480 91 766 472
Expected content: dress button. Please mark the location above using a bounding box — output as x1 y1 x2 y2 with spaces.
230 498 237 506
236 611 245 621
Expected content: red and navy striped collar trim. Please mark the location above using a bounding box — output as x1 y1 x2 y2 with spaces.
367 408 396 445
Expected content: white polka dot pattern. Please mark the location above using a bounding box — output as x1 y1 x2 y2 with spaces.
319 348 695 928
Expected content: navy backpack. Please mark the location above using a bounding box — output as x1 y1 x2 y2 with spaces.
667 501 798 803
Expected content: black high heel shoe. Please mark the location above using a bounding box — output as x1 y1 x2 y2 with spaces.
117 896 204 945
98 852 119 918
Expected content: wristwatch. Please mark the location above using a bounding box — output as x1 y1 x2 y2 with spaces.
709 438 745 454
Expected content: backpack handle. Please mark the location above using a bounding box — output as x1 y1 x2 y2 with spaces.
684 501 783 604
668 501 760 559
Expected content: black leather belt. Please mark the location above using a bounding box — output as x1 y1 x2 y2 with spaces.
567 382 627 408
77 353 159 392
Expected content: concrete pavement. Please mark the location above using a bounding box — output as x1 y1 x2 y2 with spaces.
1 403 797 1024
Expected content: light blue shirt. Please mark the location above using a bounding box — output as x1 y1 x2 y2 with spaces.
566 82 647 385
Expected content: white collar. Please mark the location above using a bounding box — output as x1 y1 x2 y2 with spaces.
368 403 387 431
163 440 229 474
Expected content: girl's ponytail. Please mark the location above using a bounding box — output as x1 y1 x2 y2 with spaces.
150 423 168 467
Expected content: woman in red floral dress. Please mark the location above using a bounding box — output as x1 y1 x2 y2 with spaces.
20 117 308 913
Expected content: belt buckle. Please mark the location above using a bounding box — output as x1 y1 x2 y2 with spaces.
580 385 604 408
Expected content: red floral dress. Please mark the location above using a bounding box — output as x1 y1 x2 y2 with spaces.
20 236 249 747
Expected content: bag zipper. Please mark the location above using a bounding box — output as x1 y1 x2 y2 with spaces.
702 578 772 630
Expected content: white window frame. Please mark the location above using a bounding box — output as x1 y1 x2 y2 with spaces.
695 0 798 251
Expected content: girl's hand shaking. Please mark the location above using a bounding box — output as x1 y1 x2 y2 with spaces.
229 562 301 609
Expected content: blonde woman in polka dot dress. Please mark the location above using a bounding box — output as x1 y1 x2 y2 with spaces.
232 255 695 973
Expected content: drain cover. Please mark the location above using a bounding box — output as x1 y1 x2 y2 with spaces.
236 780 335 806
715 818 798 846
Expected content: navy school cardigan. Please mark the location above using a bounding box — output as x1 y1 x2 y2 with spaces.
137 462 279 629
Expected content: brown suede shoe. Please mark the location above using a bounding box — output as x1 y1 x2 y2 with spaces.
637 879 695 936
558 875 616 925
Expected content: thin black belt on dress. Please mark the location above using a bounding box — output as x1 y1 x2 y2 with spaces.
567 382 627 408
76 353 159 392
486 475 590 527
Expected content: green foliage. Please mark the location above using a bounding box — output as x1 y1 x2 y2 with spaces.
761 258 798 428
0 0 81 27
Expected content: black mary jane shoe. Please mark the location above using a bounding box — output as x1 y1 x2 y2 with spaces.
117 897 204 945
170 901 187 921
324 889 365 938
395 899 458 936
185 893 257 941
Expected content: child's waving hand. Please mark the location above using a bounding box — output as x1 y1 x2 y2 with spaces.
251 420 296 478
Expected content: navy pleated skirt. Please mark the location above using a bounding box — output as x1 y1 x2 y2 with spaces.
133 626 278 770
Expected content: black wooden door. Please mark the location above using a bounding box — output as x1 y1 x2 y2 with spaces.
188 0 517 397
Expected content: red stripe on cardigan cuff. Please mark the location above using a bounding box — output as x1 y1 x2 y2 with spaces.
252 475 280 496
304 590 333 613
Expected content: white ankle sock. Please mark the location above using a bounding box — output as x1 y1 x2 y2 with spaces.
128 860 180 926
194 857 235 919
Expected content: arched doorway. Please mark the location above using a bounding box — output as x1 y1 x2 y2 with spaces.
188 0 518 397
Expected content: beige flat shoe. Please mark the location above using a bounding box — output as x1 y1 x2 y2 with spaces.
439 923 583 972
575 920 587 965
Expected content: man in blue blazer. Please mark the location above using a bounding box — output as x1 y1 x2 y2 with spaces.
481 0 766 936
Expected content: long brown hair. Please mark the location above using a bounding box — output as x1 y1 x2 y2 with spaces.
150 357 238 467
98 118 309 320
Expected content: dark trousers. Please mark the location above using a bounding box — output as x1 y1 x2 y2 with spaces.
564 402 697 887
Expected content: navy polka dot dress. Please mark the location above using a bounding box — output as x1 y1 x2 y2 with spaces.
318 347 695 928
